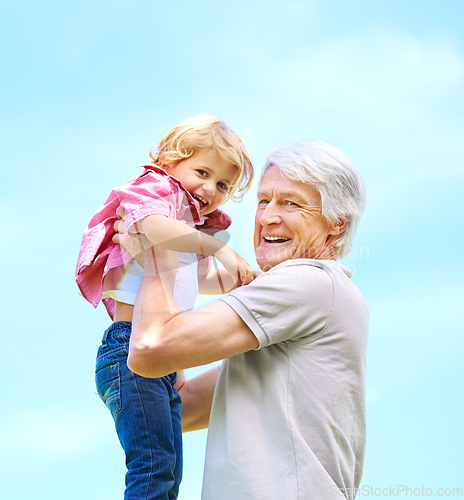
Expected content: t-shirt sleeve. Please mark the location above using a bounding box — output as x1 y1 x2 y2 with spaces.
117 172 180 232
221 262 335 348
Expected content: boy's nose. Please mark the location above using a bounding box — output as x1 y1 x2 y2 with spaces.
203 181 216 196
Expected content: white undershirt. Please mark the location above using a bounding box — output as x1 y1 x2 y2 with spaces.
102 251 199 312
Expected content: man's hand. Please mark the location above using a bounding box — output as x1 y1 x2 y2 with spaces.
113 209 178 281
113 218 150 266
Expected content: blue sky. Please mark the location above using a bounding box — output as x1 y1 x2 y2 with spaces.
1 1 463 498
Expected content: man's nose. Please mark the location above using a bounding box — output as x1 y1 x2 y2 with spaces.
259 202 281 225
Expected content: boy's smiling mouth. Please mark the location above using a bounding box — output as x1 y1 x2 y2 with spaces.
191 193 209 208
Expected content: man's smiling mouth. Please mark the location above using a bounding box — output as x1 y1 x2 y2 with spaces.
191 194 209 208
263 236 291 243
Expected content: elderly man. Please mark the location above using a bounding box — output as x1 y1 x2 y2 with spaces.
121 140 368 500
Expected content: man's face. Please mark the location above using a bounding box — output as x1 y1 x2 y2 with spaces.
254 166 338 271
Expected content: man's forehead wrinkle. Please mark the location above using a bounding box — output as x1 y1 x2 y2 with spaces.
257 184 303 197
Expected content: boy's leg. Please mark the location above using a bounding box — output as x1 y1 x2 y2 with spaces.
118 367 180 499
168 375 183 499
96 322 182 500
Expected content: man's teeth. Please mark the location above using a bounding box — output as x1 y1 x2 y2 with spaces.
264 236 290 242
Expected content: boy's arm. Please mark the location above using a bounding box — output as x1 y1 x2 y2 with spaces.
198 265 262 295
198 266 237 295
139 214 254 286
140 214 223 255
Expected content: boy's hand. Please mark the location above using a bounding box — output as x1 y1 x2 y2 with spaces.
213 246 256 287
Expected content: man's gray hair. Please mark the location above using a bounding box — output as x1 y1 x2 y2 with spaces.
260 140 366 258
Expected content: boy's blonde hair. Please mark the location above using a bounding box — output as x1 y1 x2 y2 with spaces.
150 114 253 202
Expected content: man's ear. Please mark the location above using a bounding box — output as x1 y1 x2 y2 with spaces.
328 218 348 236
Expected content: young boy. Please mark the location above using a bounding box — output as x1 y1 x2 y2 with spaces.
75 114 254 499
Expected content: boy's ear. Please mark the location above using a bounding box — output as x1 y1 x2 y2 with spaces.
328 218 348 236
158 153 174 171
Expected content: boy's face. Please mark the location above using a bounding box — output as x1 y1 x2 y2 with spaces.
165 150 238 215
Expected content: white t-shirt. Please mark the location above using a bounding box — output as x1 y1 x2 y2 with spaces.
202 259 369 500
102 252 199 312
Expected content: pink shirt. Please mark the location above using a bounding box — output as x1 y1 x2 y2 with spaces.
76 165 232 318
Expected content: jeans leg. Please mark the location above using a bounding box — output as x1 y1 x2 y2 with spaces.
169 384 183 499
96 324 182 500
118 365 180 500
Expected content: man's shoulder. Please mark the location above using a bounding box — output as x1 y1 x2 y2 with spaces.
245 259 349 304
239 259 336 302
224 259 339 346
265 258 346 281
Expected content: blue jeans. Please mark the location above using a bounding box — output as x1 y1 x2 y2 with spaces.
95 321 183 499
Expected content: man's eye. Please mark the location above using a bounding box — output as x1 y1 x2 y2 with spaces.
258 199 270 205
286 200 298 206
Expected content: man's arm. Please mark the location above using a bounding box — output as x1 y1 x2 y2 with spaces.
128 268 258 377
175 367 220 432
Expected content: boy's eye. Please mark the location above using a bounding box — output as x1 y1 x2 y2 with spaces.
217 182 228 191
